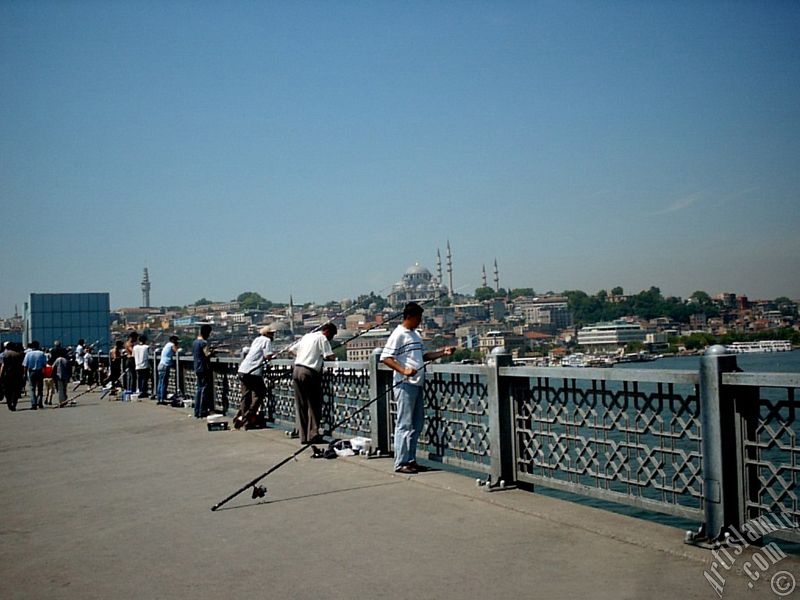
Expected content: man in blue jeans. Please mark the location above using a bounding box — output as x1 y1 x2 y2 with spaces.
157 335 179 403
22 341 47 410
192 325 215 418
380 302 453 474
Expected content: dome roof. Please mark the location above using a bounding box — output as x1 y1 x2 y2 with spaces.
405 262 432 276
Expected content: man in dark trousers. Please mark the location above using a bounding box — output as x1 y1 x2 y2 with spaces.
0 343 24 411
192 324 215 418
234 326 276 430
288 323 336 444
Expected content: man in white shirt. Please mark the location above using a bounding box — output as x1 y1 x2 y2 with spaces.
288 323 337 444
75 339 85 384
234 326 276 430
380 302 453 474
133 335 151 399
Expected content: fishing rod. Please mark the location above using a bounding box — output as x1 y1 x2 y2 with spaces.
209 353 447 512
228 296 440 431
57 383 100 407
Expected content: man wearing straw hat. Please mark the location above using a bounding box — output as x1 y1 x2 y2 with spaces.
234 325 276 430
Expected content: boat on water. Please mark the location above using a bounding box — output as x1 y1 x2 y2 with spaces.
725 340 792 353
616 350 661 363
559 353 618 368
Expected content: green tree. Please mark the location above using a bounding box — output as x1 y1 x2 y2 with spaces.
355 293 388 312
775 296 797 316
475 286 495 301
193 298 212 306
611 286 624 296
689 290 712 305
510 288 536 298
237 291 272 310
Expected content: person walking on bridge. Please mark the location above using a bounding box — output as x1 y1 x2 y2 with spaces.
53 348 72 407
23 341 47 410
0 343 24 411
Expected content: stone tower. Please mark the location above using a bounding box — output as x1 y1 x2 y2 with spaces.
141 268 151 308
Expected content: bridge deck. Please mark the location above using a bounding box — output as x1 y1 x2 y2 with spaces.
0 391 794 599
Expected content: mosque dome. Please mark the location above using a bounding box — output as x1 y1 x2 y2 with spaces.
405 263 432 277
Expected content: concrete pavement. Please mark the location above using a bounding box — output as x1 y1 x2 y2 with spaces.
0 390 796 599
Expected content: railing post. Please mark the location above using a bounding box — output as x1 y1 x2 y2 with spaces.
369 349 392 454
177 354 185 397
221 362 230 416
699 345 741 542
487 348 515 485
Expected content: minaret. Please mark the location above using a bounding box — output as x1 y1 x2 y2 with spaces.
446 240 454 299
493 259 500 292
289 294 295 337
141 267 151 308
481 264 487 288
435 249 443 301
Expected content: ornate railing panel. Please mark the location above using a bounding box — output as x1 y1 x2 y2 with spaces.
322 364 372 438
724 371 800 541
264 360 295 427
508 367 703 519
172 358 372 436
386 364 492 472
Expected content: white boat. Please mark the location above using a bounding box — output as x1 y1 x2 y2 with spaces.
726 340 792 353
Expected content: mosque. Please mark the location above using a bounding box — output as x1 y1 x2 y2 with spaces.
388 263 448 306
388 242 453 306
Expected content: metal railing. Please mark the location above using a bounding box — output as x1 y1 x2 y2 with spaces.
161 348 797 542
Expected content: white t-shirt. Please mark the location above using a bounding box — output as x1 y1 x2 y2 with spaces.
75 344 85 366
238 335 273 376
380 325 425 386
290 332 333 372
133 344 150 370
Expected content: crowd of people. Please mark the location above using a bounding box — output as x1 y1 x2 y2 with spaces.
0 302 452 475
0 339 83 410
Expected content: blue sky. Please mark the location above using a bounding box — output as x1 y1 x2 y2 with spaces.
1 1 798 315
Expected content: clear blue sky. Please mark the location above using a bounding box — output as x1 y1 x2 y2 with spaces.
2 1 798 315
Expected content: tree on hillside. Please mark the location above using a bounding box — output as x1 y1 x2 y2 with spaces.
194 298 212 306
475 286 495 301
355 293 388 312
510 288 536 298
611 286 624 296
775 297 797 316
689 290 712 305
237 291 272 310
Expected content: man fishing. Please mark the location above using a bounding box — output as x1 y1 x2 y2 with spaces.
380 302 453 474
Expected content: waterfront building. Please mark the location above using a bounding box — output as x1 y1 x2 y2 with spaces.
0 329 23 346
345 328 391 361
477 330 526 356
577 320 645 352
516 296 573 332
454 303 489 321
173 315 200 327
23 292 110 350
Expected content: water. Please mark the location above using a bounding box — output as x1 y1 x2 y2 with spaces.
614 350 800 373
536 350 799 551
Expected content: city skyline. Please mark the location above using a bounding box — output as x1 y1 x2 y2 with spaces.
2 2 799 316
